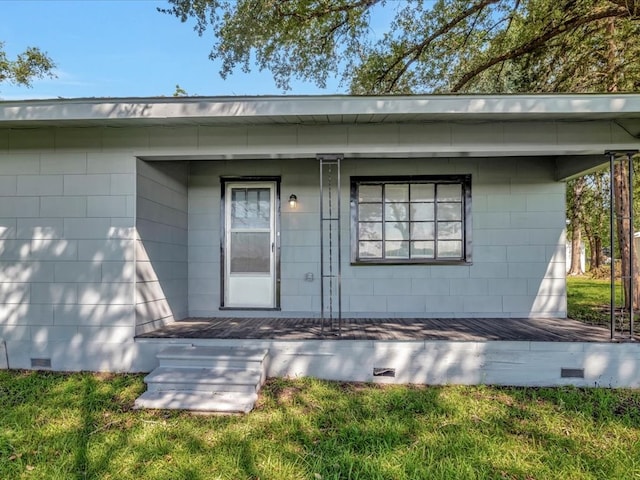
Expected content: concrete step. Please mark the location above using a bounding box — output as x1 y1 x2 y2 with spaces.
135 345 269 413
144 366 262 393
157 345 269 368
134 390 258 413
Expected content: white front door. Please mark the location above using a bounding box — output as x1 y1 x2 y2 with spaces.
224 182 277 308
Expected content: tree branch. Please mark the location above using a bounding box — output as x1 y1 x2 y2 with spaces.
380 0 500 92
452 5 629 91
276 0 381 21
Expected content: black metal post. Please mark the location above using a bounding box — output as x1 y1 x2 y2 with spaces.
609 152 616 340
319 159 325 335
629 152 635 338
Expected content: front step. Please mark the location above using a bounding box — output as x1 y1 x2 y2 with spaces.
144 366 263 393
135 345 269 413
157 346 268 369
135 391 258 413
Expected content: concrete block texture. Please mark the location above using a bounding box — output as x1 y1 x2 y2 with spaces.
0 130 569 375
64 174 111 196
136 160 188 331
184 156 564 318
40 153 87 174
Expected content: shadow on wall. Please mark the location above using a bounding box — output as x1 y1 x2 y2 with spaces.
264 339 640 387
0 220 137 371
135 159 189 335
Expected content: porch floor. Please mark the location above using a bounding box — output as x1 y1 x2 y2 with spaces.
136 317 631 342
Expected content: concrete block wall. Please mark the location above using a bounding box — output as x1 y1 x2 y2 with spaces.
187 156 565 318
342 157 566 317
135 160 189 333
188 159 320 315
0 121 573 373
0 144 137 371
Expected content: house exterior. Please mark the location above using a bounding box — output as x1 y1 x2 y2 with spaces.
1 94 639 386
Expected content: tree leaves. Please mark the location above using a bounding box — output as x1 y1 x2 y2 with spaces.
0 42 56 88
162 0 640 94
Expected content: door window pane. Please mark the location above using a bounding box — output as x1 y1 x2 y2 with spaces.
231 188 270 228
230 232 270 273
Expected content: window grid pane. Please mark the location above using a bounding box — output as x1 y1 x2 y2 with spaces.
357 180 466 261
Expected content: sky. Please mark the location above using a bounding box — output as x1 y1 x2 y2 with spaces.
0 0 344 100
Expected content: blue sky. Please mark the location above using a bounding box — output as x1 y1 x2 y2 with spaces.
0 0 344 100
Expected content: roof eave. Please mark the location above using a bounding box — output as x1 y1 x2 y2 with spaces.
2 94 640 127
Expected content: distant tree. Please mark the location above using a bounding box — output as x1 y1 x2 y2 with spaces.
0 41 55 88
567 177 586 276
581 172 609 271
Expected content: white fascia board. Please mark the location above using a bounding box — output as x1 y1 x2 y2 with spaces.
2 94 640 126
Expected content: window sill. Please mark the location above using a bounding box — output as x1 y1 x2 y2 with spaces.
219 307 282 311
351 259 472 266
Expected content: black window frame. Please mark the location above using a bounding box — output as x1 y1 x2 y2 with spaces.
350 175 472 265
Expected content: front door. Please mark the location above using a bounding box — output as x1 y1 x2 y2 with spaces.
224 181 277 308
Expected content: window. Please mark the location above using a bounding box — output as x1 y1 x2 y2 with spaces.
351 175 472 264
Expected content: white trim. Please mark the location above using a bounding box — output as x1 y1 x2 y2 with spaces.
224 182 277 308
3 94 640 126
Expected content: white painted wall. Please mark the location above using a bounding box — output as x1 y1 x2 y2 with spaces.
0 140 137 371
136 338 640 388
135 160 189 334
187 156 566 318
0 120 586 372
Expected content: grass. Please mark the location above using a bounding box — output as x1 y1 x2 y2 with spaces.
567 276 640 336
1 371 640 479
567 276 620 325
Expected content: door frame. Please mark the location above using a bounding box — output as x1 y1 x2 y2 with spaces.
220 176 281 310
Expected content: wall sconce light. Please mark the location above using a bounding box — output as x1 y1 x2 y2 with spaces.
288 194 298 209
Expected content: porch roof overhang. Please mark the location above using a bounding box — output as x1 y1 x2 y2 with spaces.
1 93 640 180
2 93 640 127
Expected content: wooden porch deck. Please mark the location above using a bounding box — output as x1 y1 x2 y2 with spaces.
136 317 628 342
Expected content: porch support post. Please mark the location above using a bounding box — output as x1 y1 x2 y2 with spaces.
609 152 616 340
628 152 635 337
606 150 639 340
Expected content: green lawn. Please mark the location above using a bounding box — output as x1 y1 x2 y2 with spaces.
567 276 622 325
1 371 639 479
567 276 640 336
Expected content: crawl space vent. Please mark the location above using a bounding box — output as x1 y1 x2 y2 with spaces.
31 358 51 368
561 368 584 378
373 367 396 378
